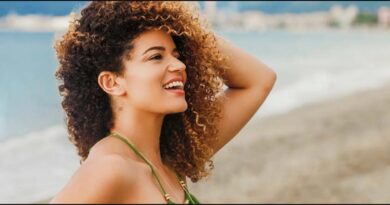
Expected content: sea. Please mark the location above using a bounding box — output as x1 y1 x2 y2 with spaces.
1 29 390 202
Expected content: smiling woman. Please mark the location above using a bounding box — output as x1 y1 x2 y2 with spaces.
50 1 276 204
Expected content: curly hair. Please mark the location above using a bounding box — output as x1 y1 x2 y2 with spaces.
55 1 227 182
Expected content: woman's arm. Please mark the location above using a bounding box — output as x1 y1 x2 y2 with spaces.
212 35 277 155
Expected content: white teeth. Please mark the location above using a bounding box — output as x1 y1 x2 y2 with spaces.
164 81 184 89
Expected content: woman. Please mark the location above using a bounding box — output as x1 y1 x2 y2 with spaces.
50 1 276 204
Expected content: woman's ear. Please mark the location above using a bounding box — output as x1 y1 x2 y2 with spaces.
97 71 126 96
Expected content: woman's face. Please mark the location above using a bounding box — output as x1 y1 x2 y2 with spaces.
121 29 188 114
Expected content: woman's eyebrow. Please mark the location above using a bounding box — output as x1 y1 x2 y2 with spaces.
142 46 178 55
143 46 165 55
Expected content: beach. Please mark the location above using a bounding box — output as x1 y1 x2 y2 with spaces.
188 84 390 203
1 29 389 203
2 1 390 203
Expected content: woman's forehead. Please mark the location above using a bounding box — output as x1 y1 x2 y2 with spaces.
131 30 176 55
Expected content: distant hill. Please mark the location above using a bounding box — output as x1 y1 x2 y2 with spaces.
1 1 390 17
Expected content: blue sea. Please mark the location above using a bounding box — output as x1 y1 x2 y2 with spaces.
1 29 390 202
0 32 63 140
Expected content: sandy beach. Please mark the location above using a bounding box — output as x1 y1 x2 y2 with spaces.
188 84 390 203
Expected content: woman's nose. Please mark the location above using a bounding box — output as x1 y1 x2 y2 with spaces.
168 57 186 72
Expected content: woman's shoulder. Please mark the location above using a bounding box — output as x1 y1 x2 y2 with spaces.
87 135 151 172
76 135 153 187
50 138 148 203
82 151 139 181
50 153 136 203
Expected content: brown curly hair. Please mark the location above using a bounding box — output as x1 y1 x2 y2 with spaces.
55 1 227 182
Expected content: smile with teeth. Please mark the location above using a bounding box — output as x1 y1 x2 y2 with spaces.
163 81 184 90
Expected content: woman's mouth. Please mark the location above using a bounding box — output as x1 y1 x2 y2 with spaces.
163 81 185 95
165 89 185 95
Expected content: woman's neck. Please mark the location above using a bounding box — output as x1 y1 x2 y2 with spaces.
111 105 165 167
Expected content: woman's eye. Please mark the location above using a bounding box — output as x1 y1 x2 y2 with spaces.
149 54 162 61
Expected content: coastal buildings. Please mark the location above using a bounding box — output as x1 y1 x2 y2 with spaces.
378 7 390 27
329 5 358 28
203 3 385 31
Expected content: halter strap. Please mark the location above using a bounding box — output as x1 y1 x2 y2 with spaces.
109 131 193 203
109 132 169 197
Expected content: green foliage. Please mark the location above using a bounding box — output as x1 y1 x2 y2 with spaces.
353 12 378 25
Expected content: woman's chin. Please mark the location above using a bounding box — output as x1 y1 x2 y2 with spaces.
166 102 188 114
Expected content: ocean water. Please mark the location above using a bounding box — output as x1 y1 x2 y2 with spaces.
0 32 63 140
221 29 390 116
1 29 390 202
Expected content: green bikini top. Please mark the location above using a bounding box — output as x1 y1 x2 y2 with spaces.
109 132 200 204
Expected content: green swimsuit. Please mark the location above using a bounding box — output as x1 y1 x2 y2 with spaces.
110 132 200 204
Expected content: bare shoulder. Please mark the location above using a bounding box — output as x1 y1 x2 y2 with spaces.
50 151 139 203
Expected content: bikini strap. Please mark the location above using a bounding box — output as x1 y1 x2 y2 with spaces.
175 173 196 203
109 132 172 202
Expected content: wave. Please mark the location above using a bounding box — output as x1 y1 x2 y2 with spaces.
0 100 5 139
0 125 80 203
258 67 390 118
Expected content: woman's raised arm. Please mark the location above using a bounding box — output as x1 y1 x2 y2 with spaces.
212 35 277 155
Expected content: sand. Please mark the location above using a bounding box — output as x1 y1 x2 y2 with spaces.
188 84 390 203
